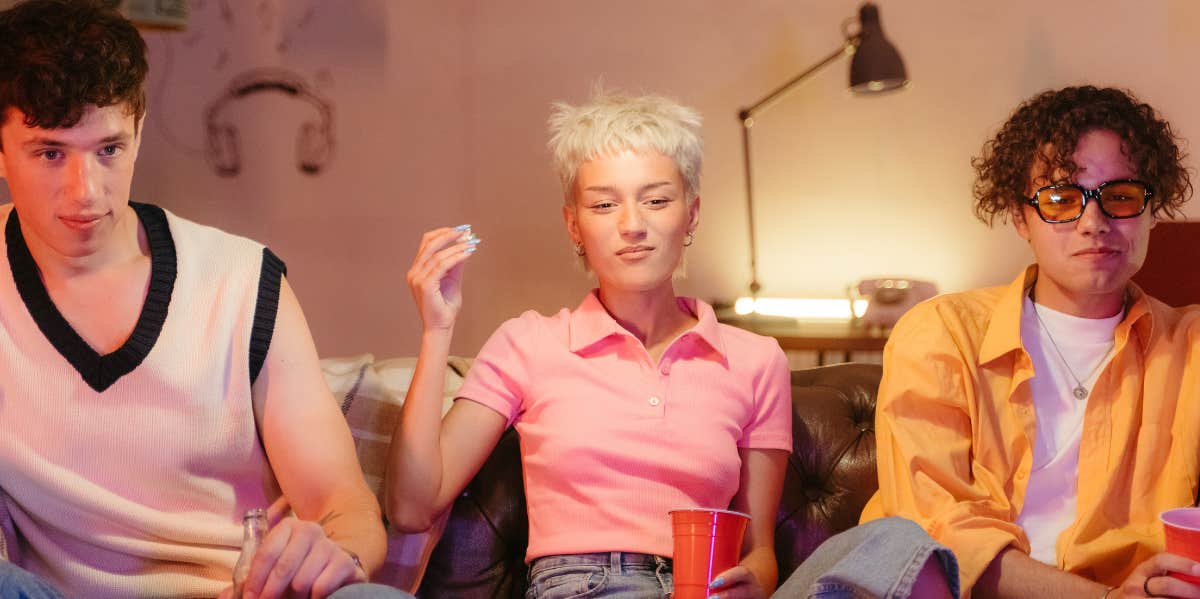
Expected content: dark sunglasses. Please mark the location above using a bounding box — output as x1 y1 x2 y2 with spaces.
1024 179 1153 223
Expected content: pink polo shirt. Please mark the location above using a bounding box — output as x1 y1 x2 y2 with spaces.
457 291 792 561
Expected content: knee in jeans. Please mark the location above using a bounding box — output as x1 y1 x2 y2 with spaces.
867 517 928 539
0 561 67 599
326 583 416 599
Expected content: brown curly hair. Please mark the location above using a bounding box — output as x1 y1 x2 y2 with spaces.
971 85 1191 225
0 0 148 149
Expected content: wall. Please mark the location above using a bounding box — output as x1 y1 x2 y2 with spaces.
103 1 1200 357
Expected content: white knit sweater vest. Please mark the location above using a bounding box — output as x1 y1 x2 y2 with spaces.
0 203 286 598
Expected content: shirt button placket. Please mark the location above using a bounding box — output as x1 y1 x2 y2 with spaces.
647 393 665 418
650 358 669 417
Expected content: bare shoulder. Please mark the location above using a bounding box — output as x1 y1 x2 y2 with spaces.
251 275 329 419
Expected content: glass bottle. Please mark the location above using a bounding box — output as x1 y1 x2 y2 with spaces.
231 508 267 599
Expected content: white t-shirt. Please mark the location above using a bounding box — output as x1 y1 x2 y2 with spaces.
1016 296 1120 565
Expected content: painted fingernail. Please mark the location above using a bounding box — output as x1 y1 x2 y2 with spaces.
453 224 471 231
465 237 481 245
464 246 477 254
709 576 724 588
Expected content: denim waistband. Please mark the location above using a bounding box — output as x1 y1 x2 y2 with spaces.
529 551 672 575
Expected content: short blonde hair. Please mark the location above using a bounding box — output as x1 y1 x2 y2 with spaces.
548 90 703 203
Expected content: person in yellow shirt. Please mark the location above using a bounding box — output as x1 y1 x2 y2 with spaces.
861 85 1200 598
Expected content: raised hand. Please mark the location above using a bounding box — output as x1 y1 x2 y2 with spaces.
406 225 480 332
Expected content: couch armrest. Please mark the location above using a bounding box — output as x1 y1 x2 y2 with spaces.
774 362 883 579
417 426 528 599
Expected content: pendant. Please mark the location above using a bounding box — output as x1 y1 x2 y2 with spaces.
1073 385 1088 400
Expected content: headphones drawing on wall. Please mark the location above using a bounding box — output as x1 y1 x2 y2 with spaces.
205 68 334 177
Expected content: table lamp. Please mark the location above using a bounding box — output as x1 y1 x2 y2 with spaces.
739 2 908 304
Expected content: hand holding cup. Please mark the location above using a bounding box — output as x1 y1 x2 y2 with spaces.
670 509 751 599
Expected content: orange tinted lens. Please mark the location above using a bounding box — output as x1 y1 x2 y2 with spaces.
1100 182 1146 217
1037 187 1083 220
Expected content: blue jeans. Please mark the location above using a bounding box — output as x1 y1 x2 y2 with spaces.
0 560 410 599
773 517 960 598
526 552 673 599
329 582 415 598
0 561 65 599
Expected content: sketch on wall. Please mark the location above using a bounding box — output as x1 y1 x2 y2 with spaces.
204 67 334 177
147 0 350 178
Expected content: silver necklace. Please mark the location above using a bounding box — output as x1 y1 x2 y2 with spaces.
1031 303 1113 400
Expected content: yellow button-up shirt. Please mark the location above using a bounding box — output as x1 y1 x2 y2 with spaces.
861 266 1200 595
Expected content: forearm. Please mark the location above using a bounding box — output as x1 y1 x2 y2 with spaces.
385 327 454 530
974 547 1107 599
315 491 389 575
729 448 787 596
739 546 779 594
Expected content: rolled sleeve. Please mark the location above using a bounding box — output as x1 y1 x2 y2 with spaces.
455 312 540 428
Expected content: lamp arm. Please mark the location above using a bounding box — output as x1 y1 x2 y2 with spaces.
740 114 762 295
738 36 857 297
738 38 858 123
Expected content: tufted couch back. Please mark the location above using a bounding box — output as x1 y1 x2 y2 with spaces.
417 362 883 598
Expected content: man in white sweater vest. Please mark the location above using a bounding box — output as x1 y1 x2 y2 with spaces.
0 2 409 598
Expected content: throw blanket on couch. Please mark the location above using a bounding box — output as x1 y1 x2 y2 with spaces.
320 354 472 592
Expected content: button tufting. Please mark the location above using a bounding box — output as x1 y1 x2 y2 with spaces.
648 396 661 406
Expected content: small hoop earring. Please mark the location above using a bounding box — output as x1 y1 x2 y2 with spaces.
683 232 695 247
574 243 585 256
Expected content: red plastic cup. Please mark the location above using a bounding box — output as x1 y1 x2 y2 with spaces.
669 508 749 599
1162 507 1200 584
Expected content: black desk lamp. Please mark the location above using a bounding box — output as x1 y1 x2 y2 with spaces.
739 2 908 297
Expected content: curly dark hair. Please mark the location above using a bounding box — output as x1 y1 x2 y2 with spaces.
0 0 148 148
971 85 1192 225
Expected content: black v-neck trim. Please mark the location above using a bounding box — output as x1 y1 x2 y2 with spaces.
6 202 177 392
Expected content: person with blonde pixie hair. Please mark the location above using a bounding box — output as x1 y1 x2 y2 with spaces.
547 93 704 205
387 91 793 598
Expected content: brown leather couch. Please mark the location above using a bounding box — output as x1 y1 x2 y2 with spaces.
417 362 883 598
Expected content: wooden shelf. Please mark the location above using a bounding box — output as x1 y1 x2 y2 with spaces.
717 309 890 364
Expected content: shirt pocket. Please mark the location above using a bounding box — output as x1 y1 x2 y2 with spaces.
528 563 610 599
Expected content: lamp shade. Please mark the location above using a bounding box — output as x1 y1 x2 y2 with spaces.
849 3 907 93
